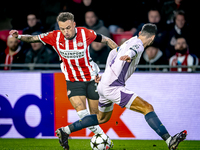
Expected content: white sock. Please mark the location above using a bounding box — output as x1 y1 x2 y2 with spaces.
165 136 172 146
63 126 71 134
77 109 104 135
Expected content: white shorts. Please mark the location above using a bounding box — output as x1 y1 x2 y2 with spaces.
97 82 138 112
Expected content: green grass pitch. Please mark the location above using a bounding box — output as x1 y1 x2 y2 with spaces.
0 139 199 150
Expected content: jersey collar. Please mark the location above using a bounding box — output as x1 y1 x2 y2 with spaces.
64 28 77 41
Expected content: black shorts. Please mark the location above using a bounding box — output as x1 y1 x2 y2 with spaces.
66 80 99 100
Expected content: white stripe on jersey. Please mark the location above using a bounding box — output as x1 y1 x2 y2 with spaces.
56 32 61 49
55 33 69 81
37 35 46 45
60 62 69 80
65 39 79 81
81 29 93 73
73 35 87 81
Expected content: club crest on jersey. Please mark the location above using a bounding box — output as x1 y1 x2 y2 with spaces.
67 90 71 96
77 42 84 47
131 44 140 50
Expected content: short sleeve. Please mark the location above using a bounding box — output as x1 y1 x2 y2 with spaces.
38 31 56 46
125 44 143 58
84 28 97 44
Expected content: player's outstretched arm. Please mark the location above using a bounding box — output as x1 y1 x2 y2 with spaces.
9 30 41 43
101 35 118 50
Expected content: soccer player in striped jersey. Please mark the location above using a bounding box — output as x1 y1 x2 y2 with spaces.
56 23 187 150
9 12 118 149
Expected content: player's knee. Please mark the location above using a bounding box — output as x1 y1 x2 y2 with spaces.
72 102 86 112
145 103 154 115
75 106 86 112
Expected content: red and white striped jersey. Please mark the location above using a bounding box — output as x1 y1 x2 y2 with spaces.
38 27 99 82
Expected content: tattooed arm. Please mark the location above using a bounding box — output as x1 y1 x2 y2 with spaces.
101 35 118 50
9 30 41 43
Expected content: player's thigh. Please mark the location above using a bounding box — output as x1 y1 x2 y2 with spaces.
66 80 87 99
66 81 87 111
86 80 99 100
129 96 154 115
69 96 87 112
97 110 113 124
106 86 137 109
86 80 100 114
87 99 99 114
97 82 114 114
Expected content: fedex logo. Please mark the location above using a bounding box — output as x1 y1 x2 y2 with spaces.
0 72 135 139
0 73 54 138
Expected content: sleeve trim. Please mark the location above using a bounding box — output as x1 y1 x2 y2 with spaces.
93 33 102 42
130 47 137 55
38 35 46 45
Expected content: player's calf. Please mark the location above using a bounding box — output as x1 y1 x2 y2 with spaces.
145 111 171 141
64 114 99 134
63 112 110 135
77 109 104 135
97 111 112 124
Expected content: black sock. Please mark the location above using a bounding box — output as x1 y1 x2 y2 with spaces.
145 111 170 141
68 114 99 133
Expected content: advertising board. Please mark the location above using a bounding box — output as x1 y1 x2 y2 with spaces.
0 72 199 140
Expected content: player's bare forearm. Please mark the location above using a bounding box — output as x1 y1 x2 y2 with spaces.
19 35 40 43
9 30 40 43
101 35 118 49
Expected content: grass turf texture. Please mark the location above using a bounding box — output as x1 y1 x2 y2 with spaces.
0 139 199 150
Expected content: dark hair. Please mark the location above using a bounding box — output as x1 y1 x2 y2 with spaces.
140 23 157 38
85 9 98 18
57 12 74 22
27 12 38 19
175 34 187 42
174 10 186 21
148 8 161 15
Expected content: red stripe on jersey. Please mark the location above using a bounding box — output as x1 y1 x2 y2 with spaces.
76 31 84 50
63 59 75 82
78 57 91 81
68 40 74 50
70 59 84 81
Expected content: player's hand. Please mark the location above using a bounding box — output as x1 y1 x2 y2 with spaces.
120 55 131 62
9 30 19 38
95 74 101 83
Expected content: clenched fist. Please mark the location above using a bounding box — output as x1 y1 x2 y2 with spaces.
9 30 19 38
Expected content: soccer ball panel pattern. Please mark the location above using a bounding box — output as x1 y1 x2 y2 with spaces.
90 134 111 150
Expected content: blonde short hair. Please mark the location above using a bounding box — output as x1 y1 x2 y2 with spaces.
57 12 74 22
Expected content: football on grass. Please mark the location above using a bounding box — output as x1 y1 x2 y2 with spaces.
90 134 111 150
